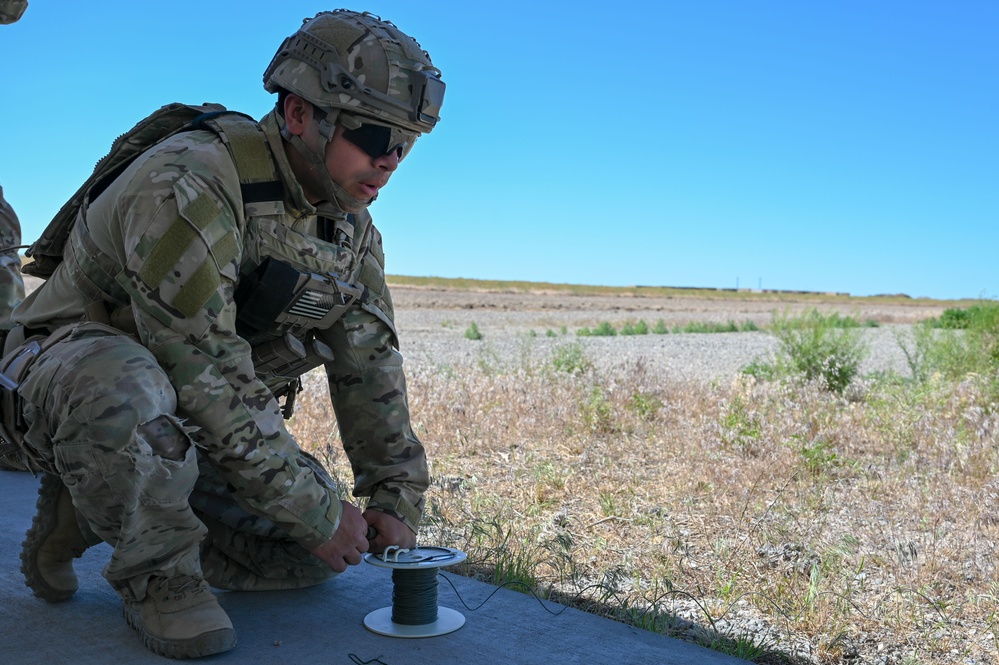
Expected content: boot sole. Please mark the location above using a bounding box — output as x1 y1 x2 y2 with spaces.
0 456 28 471
20 473 76 602
122 602 237 659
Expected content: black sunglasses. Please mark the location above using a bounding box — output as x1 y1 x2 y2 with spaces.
342 123 411 160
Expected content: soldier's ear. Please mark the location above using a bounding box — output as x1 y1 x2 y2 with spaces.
282 94 313 137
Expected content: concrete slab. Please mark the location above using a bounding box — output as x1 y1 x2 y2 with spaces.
1 470 749 664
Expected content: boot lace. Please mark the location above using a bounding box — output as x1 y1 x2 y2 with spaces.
154 575 206 600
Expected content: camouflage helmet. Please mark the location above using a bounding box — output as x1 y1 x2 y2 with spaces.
0 0 27 25
263 10 445 135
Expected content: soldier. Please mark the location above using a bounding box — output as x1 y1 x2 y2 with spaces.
0 188 26 472
0 0 29 471
3 10 443 659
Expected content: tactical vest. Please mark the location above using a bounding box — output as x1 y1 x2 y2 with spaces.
24 103 390 417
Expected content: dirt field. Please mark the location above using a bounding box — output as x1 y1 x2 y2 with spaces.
389 285 951 327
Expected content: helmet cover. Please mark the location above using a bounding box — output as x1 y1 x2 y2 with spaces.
0 0 27 25
264 10 444 135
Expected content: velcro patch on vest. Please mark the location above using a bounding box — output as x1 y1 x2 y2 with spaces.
136 172 239 319
357 259 386 300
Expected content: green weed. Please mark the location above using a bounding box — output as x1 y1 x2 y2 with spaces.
621 320 650 335
629 391 664 420
754 309 868 394
549 341 593 374
582 386 616 434
464 321 483 340
793 435 841 476
897 299 999 403
580 321 617 337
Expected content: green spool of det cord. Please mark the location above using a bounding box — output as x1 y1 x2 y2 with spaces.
363 546 468 638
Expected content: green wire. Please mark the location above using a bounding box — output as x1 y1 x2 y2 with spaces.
391 568 440 626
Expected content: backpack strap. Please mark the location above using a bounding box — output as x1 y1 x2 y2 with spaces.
195 112 286 217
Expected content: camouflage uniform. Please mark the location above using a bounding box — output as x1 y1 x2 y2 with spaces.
0 2 30 471
0 187 26 327
9 109 429 600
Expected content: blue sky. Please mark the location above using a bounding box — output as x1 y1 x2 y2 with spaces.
1 1 996 301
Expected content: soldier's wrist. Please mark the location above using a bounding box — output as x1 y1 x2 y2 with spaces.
299 495 344 551
368 488 422 534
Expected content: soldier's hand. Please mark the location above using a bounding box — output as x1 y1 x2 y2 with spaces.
363 509 416 553
311 501 369 572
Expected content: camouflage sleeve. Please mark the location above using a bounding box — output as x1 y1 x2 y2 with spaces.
318 222 429 533
0 186 26 325
100 133 341 551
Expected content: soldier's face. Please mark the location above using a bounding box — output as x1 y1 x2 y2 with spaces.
282 94 402 206
324 124 401 204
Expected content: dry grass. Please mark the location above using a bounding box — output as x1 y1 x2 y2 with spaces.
288 344 999 664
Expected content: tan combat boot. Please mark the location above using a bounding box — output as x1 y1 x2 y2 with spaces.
20 472 92 601
122 575 237 659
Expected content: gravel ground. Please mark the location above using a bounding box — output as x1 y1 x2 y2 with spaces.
387 285 946 382
394 306 918 383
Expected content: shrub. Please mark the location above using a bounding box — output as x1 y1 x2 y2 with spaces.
681 321 716 334
681 321 748 334
549 341 593 374
628 391 663 420
594 321 617 336
741 358 779 382
931 306 973 329
750 309 868 394
620 320 649 336
578 321 617 337
900 300 999 399
464 322 483 340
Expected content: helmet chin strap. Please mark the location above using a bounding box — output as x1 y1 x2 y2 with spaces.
279 108 373 214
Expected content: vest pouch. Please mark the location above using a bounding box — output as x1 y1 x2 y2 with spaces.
234 256 361 341
252 331 334 380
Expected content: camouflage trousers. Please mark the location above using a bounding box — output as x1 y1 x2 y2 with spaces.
16 323 333 601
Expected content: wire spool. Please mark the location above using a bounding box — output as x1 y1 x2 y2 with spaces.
363 546 467 638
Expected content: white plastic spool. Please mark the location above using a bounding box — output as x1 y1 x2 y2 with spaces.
363 546 467 638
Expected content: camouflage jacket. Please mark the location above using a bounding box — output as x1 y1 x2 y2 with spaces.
13 110 428 548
